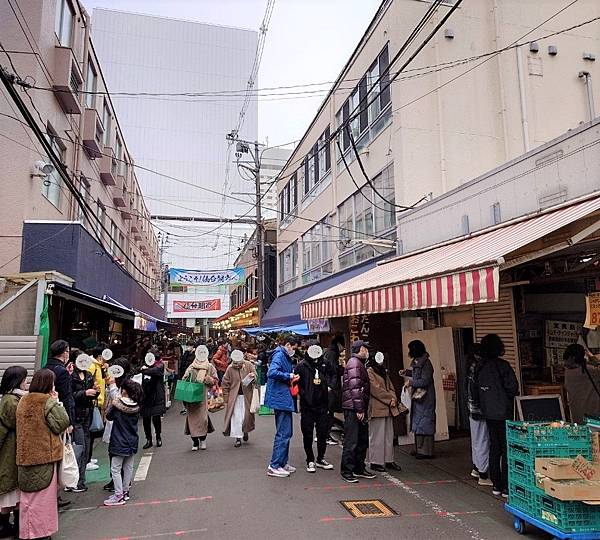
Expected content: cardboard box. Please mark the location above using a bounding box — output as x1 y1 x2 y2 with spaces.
535 458 581 480
592 432 600 464
544 478 600 501
572 455 600 481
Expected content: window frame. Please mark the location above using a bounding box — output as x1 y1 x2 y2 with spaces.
85 58 97 109
55 0 74 48
42 129 65 209
102 100 112 147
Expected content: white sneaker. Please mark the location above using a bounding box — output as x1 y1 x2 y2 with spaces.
306 462 316 473
86 462 99 471
470 468 479 479
192 444 199 451
478 477 493 486
267 466 289 478
91 458 98 464
200 440 207 450
283 464 296 474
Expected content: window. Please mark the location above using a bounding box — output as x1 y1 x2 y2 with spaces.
77 175 91 223
85 59 97 108
336 44 392 157
119 232 125 254
115 137 123 176
102 101 111 147
373 164 396 233
301 217 332 285
291 173 298 209
42 132 64 208
55 0 74 47
279 241 298 293
96 201 105 241
317 127 331 179
109 221 118 256
337 164 396 269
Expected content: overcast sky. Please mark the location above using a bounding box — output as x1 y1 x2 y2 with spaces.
82 0 381 146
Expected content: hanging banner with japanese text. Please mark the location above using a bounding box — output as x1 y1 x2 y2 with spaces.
169 267 245 287
173 299 222 313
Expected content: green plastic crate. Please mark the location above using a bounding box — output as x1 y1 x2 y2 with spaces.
508 442 592 486
507 421 591 449
509 480 600 534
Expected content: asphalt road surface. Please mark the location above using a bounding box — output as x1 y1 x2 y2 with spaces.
57 406 546 540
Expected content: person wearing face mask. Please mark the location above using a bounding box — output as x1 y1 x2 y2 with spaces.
178 341 196 415
222 350 257 447
323 336 345 446
264 337 300 478
182 346 218 451
294 342 334 474
70 353 99 493
367 353 402 473
340 341 376 483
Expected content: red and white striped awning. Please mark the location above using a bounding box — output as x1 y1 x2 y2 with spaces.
301 196 600 320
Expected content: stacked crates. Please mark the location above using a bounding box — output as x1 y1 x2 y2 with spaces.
507 421 600 533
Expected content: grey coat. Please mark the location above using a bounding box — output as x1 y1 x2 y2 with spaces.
410 354 436 436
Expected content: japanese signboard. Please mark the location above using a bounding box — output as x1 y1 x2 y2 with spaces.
173 299 221 313
307 318 330 333
165 293 229 319
169 267 245 287
585 293 600 329
545 320 582 349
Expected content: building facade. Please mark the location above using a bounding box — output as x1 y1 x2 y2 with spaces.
260 146 293 220
0 0 160 305
274 0 600 299
91 9 259 270
213 220 277 333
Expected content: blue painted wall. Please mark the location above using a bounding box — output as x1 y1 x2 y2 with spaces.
21 222 165 319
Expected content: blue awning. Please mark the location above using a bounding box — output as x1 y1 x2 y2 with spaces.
243 322 311 336
262 257 384 327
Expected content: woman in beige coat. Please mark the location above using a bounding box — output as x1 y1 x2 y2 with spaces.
222 350 256 447
367 354 402 472
182 346 218 451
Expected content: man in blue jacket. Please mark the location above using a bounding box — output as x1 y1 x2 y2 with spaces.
264 337 299 478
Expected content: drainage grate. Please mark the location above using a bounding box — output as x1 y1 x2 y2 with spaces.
340 499 398 519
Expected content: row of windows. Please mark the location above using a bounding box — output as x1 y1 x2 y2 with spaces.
278 165 396 292
278 44 392 228
231 270 258 308
278 125 332 221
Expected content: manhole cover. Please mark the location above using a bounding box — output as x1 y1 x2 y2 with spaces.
340 499 398 519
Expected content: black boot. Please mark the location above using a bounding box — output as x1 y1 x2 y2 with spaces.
143 440 153 450
156 435 162 448
11 510 18 538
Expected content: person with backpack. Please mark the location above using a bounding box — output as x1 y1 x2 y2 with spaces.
103 379 143 506
475 334 519 498
466 344 491 486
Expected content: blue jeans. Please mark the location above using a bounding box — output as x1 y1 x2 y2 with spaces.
270 410 293 469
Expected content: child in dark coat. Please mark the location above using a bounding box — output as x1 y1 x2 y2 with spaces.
103 379 143 506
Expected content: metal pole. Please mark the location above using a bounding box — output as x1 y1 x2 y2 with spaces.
254 140 264 325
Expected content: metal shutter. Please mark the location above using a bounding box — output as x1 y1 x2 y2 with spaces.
0 336 41 380
473 287 521 383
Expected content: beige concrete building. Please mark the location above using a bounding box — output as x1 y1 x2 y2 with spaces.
0 0 160 297
275 0 600 297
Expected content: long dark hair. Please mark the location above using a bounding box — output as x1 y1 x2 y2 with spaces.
0 366 28 395
29 369 55 394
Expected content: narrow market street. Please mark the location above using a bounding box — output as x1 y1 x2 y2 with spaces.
58 407 543 540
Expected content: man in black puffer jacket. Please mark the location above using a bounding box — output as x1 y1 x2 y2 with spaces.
340 340 375 483
476 334 519 498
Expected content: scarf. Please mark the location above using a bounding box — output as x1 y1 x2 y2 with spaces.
186 358 211 383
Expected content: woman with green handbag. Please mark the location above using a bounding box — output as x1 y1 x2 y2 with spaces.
181 346 218 451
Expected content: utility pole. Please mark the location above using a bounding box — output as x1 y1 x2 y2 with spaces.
253 140 264 325
158 232 170 314
227 132 265 325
